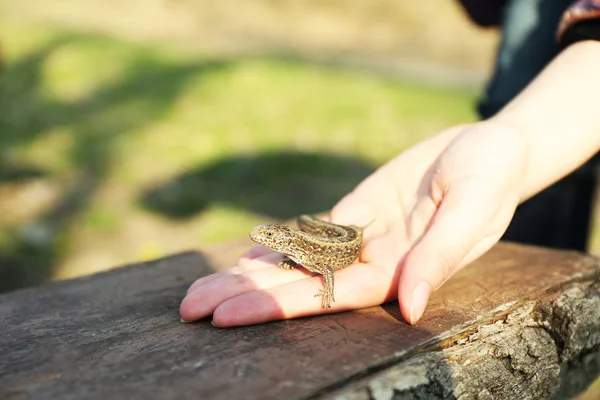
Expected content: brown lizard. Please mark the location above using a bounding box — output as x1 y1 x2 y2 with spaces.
249 215 364 309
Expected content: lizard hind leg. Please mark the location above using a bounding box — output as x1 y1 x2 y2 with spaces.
314 268 335 308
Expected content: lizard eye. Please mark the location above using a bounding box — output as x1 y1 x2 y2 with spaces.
265 231 274 237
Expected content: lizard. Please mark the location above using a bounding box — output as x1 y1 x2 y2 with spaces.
248 215 364 309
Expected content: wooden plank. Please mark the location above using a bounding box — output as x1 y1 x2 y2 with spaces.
0 240 599 400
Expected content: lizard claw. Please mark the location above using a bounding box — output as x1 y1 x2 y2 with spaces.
314 289 334 309
277 259 297 270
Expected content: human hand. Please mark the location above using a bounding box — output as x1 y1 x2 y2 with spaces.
180 120 528 327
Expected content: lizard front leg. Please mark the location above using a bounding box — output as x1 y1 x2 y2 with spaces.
314 267 335 308
277 258 297 270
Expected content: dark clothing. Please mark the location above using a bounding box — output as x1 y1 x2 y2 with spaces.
459 0 600 250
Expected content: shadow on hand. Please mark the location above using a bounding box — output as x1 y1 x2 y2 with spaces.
140 151 375 220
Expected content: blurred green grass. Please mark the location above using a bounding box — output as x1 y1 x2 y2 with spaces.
2 17 599 400
0 21 479 289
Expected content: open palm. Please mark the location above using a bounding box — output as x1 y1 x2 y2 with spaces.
180 121 528 327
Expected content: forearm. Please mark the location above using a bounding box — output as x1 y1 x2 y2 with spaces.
492 40 600 201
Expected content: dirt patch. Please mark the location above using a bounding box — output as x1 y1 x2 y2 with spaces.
1 0 499 85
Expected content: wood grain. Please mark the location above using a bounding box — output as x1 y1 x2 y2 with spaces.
1 240 599 400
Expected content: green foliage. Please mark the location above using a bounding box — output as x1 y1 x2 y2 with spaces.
0 22 478 289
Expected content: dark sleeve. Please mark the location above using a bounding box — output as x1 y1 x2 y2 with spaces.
557 0 600 48
455 0 508 27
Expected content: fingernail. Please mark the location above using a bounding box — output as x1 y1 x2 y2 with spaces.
211 320 223 328
180 318 192 323
409 281 431 325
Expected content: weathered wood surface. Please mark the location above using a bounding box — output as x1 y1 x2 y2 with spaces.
0 239 599 400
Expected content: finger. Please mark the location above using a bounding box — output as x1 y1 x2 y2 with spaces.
330 125 465 229
399 182 516 325
211 262 397 327
180 261 320 322
185 252 286 295
238 251 283 268
331 177 402 236
330 192 378 227
358 218 410 269
240 245 273 260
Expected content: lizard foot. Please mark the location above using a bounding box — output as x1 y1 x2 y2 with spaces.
314 289 335 309
277 259 297 270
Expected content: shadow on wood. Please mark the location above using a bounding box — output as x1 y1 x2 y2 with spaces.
0 240 599 399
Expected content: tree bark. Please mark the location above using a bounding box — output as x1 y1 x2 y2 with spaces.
0 240 598 400
323 276 600 400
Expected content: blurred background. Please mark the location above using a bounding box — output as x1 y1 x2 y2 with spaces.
0 0 497 290
1 1 599 396
0 0 599 290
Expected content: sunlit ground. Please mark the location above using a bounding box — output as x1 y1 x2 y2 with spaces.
0 21 479 288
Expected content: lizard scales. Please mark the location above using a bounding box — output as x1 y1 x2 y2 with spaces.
249 215 363 308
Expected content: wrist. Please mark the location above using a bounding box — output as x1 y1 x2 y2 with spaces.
489 40 600 201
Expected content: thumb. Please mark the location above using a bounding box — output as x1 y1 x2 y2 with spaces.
398 180 517 325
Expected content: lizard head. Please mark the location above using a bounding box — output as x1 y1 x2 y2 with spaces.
249 224 294 252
